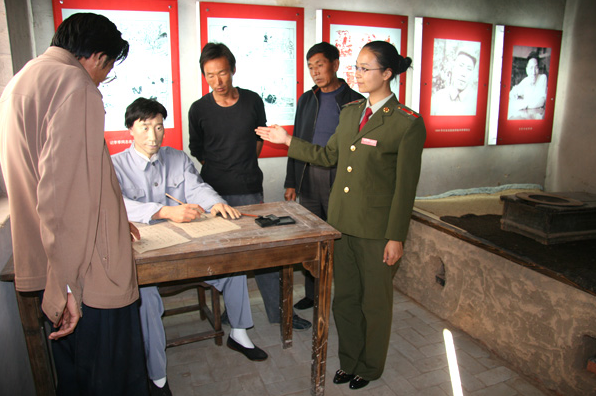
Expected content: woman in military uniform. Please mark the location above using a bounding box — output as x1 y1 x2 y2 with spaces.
256 41 426 390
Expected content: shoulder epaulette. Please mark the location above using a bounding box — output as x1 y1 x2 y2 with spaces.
342 98 366 109
396 104 420 118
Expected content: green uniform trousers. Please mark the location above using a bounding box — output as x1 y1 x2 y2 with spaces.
333 233 400 380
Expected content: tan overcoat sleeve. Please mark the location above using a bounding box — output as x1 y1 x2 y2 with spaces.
37 86 105 321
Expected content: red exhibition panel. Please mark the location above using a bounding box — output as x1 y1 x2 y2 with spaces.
419 17 492 148
199 2 304 158
52 0 183 155
496 26 562 145
321 10 408 104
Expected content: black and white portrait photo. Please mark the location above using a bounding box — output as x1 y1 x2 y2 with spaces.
430 39 481 116
507 46 550 120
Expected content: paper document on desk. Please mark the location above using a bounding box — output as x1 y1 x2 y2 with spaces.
133 222 191 254
169 215 241 238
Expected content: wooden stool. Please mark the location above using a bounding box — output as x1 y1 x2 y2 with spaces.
159 281 224 347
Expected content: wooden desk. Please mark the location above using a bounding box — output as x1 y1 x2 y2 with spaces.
1 201 340 396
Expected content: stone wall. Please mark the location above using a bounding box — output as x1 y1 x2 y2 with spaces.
395 217 596 395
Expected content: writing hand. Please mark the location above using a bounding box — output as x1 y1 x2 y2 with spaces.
255 125 292 146
156 203 205 223
48 292 80 340
383 240 403 266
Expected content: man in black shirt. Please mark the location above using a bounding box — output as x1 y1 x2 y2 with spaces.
188 43 311 330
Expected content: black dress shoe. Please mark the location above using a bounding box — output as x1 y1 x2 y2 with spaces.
226 336 268 361
333 369 355 384
349 375 369 390
294 297 314 310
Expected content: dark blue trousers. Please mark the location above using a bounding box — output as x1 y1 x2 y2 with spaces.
45 298 149 396
298 165 333 300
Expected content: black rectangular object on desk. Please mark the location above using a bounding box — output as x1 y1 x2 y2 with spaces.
255 214 296 228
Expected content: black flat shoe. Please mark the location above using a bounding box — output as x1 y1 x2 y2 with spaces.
349 375 369 390
226 336 268 361
333 369 355 384
294 297 314 310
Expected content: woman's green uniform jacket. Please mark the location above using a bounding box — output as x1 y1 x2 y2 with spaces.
288 95 426 242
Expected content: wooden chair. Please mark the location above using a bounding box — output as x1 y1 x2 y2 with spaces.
158 281 224 347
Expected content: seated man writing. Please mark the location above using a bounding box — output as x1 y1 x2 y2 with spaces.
112 97 267 396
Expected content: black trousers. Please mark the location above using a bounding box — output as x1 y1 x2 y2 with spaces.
45 298 149 396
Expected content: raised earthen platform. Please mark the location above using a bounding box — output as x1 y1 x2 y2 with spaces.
396 190 596 396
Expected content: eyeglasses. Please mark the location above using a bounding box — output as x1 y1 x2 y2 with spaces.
102 71 117 84
353 65 384 74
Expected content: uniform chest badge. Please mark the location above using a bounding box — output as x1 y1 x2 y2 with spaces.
361 138 377 147
383 107 390 113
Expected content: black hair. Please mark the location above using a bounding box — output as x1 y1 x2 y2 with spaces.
527 51 539 63
199 42 236 75
51 13 129 66
362 41 412 81
125 98 168 129
307 42 339 62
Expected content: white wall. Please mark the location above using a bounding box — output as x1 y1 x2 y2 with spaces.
546 0 596 194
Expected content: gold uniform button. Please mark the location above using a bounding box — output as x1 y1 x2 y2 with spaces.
344 187 350 193
350 145 356 151
347 166 353 172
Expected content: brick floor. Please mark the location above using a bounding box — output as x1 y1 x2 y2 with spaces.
161 270 553 396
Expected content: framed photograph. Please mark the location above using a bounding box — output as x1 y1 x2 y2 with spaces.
496 26 562 145
52 0 182 155
320 10 408 103
199 2 304 158
418 17 492 148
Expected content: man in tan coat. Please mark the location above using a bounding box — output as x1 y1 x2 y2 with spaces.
0 13 148 395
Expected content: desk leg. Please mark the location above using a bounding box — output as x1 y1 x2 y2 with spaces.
281 265 293 348
311 240 333 396
15 291 56 396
